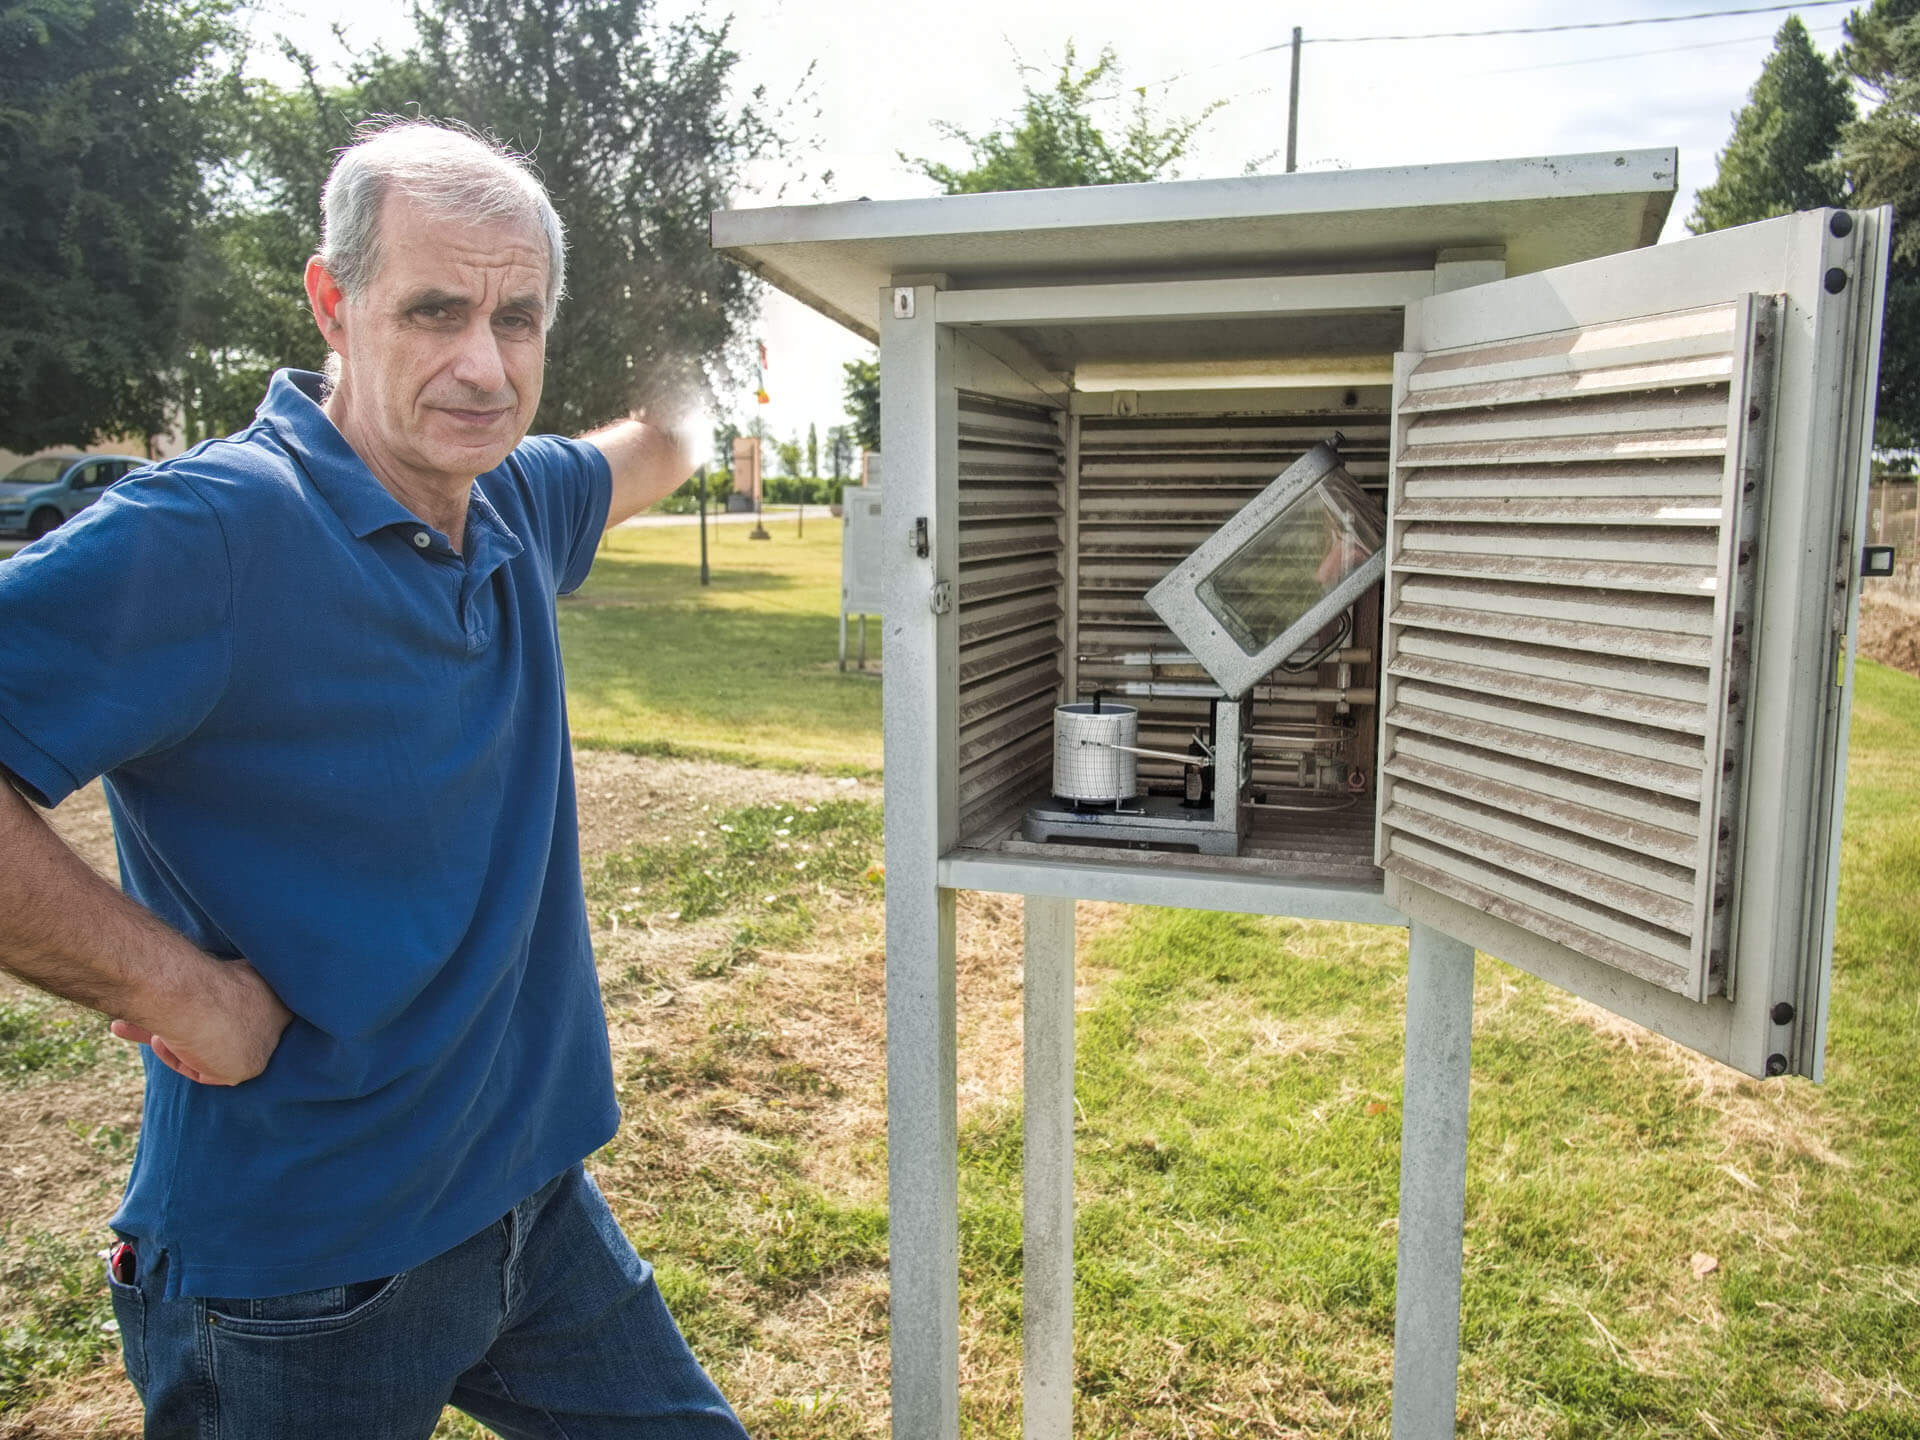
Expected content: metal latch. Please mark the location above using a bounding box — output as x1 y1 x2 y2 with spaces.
929 580 953 614
1863 545 1897 577
910 517 929 559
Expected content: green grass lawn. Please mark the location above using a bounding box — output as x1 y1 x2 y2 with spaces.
561 517 882 773
925 661 1920 1436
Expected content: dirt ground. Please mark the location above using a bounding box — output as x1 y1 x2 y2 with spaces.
1858 585 1920 677
0 751 1105 1438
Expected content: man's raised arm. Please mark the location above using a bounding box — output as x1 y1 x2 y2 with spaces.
585 416 700 532
0 776 290 1086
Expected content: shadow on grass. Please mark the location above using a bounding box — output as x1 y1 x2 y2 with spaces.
569 553 803 602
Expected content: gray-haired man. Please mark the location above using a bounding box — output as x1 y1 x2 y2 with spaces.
0 120 749 1436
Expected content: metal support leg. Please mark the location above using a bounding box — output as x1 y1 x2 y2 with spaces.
1022 895 1075 1440
887 887 959 1440
1390 922 1476 1440
839 609 847 671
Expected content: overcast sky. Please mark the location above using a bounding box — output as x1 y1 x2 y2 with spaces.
265 0 1859 447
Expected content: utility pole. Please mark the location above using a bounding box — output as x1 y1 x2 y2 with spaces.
697 465 710 586
1287 26 1302 173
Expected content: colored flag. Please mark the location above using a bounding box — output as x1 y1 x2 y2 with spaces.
755 387 770 405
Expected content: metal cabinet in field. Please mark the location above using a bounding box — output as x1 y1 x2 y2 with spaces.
714 154 1887 1083
712 154 1890 1440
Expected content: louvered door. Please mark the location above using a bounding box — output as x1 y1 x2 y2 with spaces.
1379 298 1770 1002
1377 208 1891 1079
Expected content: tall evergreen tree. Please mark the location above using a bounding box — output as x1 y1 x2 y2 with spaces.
841 356 879 451
825 423 852 481
1688 16 1855 234
1834 0 1920 449
806 421 818 478
0 0 238 451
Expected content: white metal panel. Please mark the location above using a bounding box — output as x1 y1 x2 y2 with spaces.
1380 208 1892 1080
711 150 1676 341
841 486 886 614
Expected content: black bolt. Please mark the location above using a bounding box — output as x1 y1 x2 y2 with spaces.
1720 821 1732 841
1765 1052 1789 1077
1825 267 1849 294
1771 1001 1796 1025
1728 691 1741 707
1749 403 1762 422
1829 211 1854 238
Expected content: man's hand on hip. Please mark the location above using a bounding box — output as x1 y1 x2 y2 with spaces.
110 958 292 1086
0 775 293 1087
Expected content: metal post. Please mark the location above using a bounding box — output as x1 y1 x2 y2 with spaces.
697 466 710 587
1390 922 1476 1440
1023 895 1075 1440
1286 27 1303 173
881 282 962 1440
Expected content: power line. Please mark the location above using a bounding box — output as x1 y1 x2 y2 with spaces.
1304 1 1856 46
1144 2 1856 89
1484 19 1845 74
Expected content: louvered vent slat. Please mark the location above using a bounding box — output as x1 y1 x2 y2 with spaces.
1379 297 1772 1001
955 393 1066 837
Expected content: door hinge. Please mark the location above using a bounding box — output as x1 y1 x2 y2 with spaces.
929 580 953 614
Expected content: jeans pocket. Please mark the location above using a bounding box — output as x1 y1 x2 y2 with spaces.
106 1272 146 1395
203 1270 408 1336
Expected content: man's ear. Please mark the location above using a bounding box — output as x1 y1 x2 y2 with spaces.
305 257 348 355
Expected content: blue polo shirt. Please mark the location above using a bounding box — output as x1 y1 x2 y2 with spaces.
0 370 618 1298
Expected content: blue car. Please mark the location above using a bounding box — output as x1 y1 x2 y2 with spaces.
0 454 146 539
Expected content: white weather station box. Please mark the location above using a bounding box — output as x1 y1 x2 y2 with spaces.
712 152 1891 1440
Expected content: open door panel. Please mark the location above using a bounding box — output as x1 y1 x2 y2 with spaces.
1377 208 1891 1080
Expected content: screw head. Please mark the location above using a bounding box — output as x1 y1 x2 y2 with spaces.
1825 267 1849 294
1771 1001 1796 1026
1765 1052 1789 1077
1829 210 1854 238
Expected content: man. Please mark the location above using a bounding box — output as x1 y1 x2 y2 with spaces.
0 120 749 1438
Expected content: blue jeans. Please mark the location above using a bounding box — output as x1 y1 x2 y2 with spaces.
106 1164 748 1439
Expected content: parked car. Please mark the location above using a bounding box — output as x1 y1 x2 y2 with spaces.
0 454 146 539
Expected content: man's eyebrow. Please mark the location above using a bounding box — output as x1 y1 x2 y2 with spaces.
399 288 467 312
499 292 544 315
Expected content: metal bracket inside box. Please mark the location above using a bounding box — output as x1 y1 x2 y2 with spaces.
1144 441 1388 702
1023 698 1251 854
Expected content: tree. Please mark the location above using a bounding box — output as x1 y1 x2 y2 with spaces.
902 42 1218 194
1689 17 1855 234
178 45 419 440
0 0 238 451
1834 0 1920 449
842 356 879 450
825 423 853 481
186 0 790 440
775 433 803 478
394 0 788 435
806 421 818 478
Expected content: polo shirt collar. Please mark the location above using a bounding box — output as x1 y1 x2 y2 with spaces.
259 371 419 540
256 372 528 578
